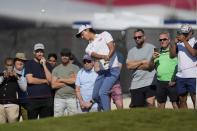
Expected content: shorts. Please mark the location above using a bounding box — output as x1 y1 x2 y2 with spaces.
156 81 178 103
130 85 156 108
176 77 196 95
110 82 123 103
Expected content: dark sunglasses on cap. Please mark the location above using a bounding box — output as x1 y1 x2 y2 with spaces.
133 36 143 40
159 38 168 42
83 59 92 64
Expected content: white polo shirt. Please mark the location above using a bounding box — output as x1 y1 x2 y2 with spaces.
85 31 119 69
176 37 197 78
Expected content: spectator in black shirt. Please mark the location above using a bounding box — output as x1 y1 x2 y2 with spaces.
0 58 19 123
25 43 53 119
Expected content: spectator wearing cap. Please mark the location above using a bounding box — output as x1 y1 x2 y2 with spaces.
25 43 53 119
75 54 98 113
51 48 80 117
14 53 28 120
0 58 19 123
170 24 197 108
76 25 120 111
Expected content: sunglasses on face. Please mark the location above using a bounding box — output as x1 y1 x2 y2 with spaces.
134 36 143 40
159 38 168 42
83 59 92 64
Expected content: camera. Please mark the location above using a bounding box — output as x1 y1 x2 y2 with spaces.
154 48 159 53
6 66 13 73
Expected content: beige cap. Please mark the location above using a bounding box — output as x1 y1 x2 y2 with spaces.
15 53 27 61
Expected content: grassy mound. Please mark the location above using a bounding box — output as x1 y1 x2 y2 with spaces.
0 109 197 131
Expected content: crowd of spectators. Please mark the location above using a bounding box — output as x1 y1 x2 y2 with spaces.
0 24 196 124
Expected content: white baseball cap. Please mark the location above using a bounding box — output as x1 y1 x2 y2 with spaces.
34 43 45 51
180 24 192 34
76 25 92 38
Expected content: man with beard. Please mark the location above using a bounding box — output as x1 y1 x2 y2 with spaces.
126 29 156 108
52 48 79 117
25 43 53 119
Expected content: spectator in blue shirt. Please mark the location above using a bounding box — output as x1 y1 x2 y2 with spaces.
14 53 28 120
75 54 98 112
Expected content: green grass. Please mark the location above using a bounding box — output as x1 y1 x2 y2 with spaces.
0 109 197 131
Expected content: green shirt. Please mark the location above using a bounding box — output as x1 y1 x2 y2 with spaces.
154 48 178 81
52 63 80 99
